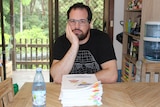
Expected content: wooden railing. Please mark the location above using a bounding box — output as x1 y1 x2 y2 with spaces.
0 38 50 69
16 38 50 69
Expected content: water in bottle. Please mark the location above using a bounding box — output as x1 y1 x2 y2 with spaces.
32 68 46 107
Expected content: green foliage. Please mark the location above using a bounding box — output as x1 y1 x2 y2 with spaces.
0 27 48 54
0 29 12 56
1 0 104 69
15 27 49 64
3 0 10 15
2 0 21 34
15 27 48 43
21 0 32 6
1 0 104 37
0 30 11 44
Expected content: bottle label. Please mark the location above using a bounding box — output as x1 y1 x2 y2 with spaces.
32 90 46 106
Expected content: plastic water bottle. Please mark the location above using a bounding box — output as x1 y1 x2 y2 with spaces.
135 60 142 82
32 68 46 107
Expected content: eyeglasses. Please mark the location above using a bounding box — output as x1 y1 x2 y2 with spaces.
68 19 89 26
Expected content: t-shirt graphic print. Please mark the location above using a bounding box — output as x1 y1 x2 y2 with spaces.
70 50 100 74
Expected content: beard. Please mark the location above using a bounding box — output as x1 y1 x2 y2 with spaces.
73 29 89 40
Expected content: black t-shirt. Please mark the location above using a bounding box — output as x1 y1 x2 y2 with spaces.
53 29 116 74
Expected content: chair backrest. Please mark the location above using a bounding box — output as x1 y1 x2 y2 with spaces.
0 78 14 107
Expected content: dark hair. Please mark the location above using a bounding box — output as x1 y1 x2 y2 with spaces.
67 2 92 23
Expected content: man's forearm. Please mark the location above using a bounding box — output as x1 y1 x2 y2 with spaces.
51 44 79 83
95 69 118 84
95 60 118 84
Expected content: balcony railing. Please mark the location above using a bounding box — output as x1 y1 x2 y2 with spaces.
0 38 50 69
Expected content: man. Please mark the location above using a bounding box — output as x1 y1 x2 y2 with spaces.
50 2 118 84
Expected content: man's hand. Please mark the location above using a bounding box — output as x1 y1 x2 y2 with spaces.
51 24 80 84
66 23 79 46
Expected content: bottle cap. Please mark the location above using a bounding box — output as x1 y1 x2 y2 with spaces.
36 67 42 72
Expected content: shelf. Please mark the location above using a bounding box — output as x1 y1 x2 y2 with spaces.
122 0 143 82
124 54 137 64
125 9 142 12
121 74 135 82
124 32 140 40
121 77 128 82
142 59 160 64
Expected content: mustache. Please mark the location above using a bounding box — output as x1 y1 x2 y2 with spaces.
72 29 82 32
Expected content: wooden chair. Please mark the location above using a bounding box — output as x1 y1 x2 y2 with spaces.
0 78 14 107
142 60 160 82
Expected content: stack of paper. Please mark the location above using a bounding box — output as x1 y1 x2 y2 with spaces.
59 74 103 106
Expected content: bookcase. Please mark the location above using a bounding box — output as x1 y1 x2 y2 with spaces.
121 0 142 82
121 0 160 82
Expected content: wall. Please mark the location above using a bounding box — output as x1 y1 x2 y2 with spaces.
113 0 124 70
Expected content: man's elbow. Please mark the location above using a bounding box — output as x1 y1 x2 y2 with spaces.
110 76 118 83
102 75 118 84
53 76 62 84
50 72 62 84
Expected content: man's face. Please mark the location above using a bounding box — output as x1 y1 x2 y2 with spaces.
68 8 90 40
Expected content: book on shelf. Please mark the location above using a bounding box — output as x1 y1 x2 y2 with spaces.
123 60 136 81
132 41 139 59
130 41 133 56
128 40 139 59
132 64 136 77
59 74 103 107
125 61 129 67
123 74 129 80
127 36 133 54
125 68 129 75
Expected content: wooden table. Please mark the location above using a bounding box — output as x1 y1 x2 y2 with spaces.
8 82 160 107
